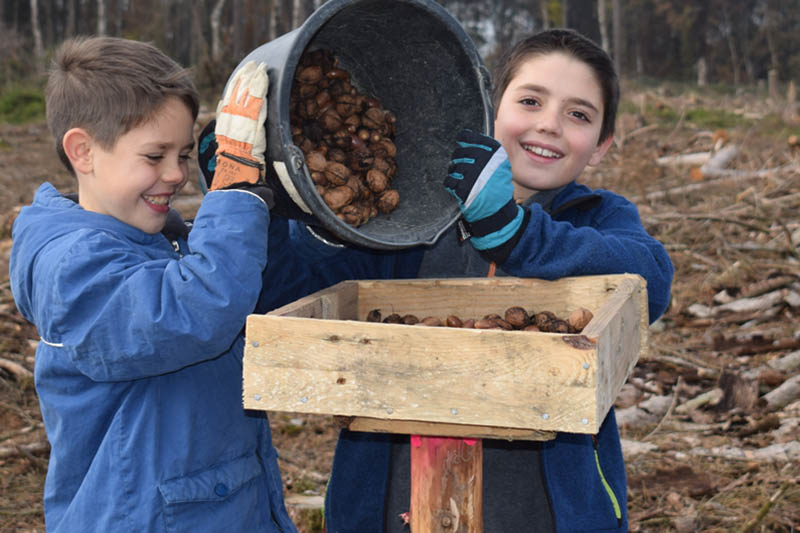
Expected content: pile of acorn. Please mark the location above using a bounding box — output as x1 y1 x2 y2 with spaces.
290 48 400 226
365 306 594 334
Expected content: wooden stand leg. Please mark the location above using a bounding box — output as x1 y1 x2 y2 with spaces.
409 435 483 532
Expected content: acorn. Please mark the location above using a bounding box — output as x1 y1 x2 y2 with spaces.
504 307 530 328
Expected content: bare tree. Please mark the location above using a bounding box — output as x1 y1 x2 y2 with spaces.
232 0 243 60
67 0 77 37
612 0 623 75
721 3 741 86
30 0 44 69
210 0 227 62
97 0 106 35
292 0 302 28
597 0 609 52
540 0 550 28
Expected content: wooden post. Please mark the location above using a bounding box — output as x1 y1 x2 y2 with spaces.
410 435 483 532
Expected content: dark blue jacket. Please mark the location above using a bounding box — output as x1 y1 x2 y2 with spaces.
323 181 673 532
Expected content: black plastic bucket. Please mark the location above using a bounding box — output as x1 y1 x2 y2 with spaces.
230 0 493 249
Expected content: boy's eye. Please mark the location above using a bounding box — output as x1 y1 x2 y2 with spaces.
145 154 164 162
179 153 193 162
570 110 591 122
520 97 540 107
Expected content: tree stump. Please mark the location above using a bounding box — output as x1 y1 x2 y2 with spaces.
410 435 483 532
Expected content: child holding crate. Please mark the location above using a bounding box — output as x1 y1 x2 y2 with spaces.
196 26 673 532
322 28 674 532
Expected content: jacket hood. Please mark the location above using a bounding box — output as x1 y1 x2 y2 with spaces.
10 182 165 323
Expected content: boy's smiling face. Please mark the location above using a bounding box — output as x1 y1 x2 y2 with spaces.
494 52 613 203
77 96 195 234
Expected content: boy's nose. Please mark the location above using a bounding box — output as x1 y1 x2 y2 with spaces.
163 162 188 184
535 108 562 136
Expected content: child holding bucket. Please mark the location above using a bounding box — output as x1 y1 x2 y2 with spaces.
8 36 323 532
322 28 674 532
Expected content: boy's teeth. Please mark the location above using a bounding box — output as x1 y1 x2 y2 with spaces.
524 145 561 158
145 195 169 205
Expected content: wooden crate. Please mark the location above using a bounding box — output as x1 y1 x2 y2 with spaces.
243 274 647 439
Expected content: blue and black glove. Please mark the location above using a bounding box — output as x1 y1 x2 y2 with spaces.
444 129 528 264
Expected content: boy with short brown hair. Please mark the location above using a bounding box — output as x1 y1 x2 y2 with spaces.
10 36 296 532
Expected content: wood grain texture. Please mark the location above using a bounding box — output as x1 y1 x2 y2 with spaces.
410 437 482 533
243 274 647 434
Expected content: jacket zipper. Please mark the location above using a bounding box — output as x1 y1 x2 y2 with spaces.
171 239 183 258
592 435 623 526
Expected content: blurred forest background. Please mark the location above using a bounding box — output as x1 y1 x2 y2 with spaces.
2 0 800 102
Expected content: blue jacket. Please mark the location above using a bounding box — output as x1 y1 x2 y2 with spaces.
323 181 674 532
10 183 298 532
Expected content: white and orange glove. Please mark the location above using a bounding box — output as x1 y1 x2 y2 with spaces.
210 61 270 197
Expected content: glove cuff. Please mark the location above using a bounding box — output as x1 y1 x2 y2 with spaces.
465 199 519 239
472 206 530 265
210 152 263 191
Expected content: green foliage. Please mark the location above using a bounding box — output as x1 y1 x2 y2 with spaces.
750 113 800 141
0 87 46 125
683 108 749 130
646 104 748 130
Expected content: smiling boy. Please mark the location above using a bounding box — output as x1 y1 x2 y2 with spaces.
10 37 297 532
325 29 673 533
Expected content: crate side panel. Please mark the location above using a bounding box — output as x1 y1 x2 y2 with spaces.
243 315 600 431
353 276 623 319
268 280 359 320
589 278 644 424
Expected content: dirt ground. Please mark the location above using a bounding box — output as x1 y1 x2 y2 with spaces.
1 86 799 532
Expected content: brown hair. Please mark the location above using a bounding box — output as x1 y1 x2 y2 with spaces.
492 29 619 144
45 36 199 174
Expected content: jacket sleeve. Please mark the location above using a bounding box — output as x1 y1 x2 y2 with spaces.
42 191 270 381
502 193 673 323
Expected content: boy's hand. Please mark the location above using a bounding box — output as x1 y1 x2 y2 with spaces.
211 61 269 192
444 129 525 263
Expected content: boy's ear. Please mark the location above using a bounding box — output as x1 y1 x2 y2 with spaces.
62 128 94 175
588 135 614 167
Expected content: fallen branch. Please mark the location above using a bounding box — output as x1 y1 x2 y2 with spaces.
767 349 800 373
0 357 32 380
759 373 800 412
630 165 799 203
675 388 723 414
0 440 49 460
656 151 711 167
689 440 800 462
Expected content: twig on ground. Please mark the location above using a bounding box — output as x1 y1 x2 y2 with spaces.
642 378 682 441
740 481 793 532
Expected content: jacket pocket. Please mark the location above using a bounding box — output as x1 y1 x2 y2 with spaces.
159 453 279 532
